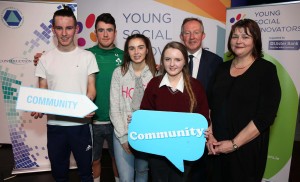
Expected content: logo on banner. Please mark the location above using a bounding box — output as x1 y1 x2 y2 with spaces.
229 13 246 24
1 7 24 28
269 40 300 50
0 57 33 65
77 14 97 47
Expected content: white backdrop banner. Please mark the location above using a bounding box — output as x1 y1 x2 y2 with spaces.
0 0 230 174
73 0 229 62
226 2 300 181
0 1 77 173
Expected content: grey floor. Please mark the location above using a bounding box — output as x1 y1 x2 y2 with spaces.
1 140 299 182
0 145 114 182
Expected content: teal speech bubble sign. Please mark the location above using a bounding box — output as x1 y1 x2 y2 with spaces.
128 110 208 172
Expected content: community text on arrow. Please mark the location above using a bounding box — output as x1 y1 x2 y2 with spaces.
26 95 78 109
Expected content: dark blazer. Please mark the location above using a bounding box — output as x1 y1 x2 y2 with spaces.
188 49 223 181
196 49 223 93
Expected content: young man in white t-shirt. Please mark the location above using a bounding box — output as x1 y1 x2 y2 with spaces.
31 6 99 182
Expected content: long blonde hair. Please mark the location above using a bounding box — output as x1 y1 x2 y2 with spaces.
160 41 197 112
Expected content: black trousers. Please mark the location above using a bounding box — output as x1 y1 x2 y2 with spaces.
187 147 208 182
149 155 185 182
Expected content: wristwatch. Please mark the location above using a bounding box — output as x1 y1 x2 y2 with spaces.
231 139 239 151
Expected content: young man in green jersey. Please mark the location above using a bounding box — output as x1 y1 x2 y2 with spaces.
86 13 123 182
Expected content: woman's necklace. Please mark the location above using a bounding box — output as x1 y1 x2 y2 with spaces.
232 59 255 69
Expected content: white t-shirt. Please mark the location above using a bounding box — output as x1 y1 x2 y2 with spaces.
35 47 99 126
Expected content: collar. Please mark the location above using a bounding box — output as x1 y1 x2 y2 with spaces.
95 45 117 53
159 74 184 93
189 48 202 60
55 46 78 54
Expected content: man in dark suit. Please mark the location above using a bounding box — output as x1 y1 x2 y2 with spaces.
180 17 223 182
180 17 223 92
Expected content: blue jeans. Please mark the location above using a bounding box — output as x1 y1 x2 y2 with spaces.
113 134 148 182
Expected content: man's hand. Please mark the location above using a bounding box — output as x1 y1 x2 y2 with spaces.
33 52 44 66
31 112 44 119
85 112 95 118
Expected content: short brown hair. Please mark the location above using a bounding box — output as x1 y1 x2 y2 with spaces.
181 17 205 34
52 5 77 27
227 19 263 58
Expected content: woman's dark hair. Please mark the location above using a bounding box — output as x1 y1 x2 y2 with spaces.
227 19 263 58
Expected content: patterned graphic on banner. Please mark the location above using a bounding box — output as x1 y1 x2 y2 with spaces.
0 2 78 173
0 67 43 168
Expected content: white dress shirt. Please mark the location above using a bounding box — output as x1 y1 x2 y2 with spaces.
188 48 202 78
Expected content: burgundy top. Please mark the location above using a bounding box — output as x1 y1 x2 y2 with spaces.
140 75 210 124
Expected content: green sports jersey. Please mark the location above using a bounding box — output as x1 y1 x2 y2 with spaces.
87 45 124 122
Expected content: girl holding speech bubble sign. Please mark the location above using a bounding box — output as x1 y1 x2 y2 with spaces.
140 41 210 182
110 34 157 182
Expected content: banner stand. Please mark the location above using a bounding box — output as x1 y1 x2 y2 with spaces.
226 2 300 181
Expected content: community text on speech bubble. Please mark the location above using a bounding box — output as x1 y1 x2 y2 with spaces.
128 110 208 172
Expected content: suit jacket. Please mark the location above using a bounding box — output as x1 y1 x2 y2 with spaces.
196 49 223 93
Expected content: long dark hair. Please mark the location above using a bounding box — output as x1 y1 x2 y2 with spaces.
121 34 157 77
